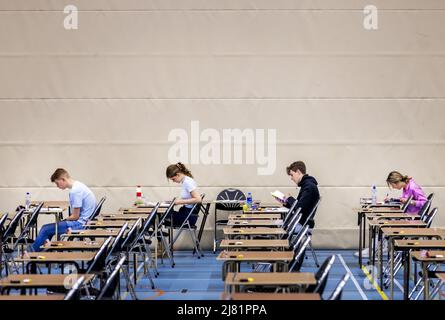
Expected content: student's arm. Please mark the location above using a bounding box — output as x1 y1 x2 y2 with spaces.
175 190 202 205
65 207 80 221
284 196 296 209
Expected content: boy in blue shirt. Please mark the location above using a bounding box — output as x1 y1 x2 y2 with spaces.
30 168 97 252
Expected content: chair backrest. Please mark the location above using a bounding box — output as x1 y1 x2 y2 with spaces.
301 197 321 228
328 273 350 300
2 209 25 242
63 276 85 300
285 209 302 234
282 200 300 227
17 202 43 241
308 255 336 295
427 193 435 202
424 207 438 228
215 188 246 210
97 256 126 300
157 198 177 228
401 195 413 212
419 200 432 221
89 196 106 221
0 213 9 234
289 224 309 249
105 223 129 262
133 203 160 244
288 236 311 272
86 236 113 273
120 218 142 251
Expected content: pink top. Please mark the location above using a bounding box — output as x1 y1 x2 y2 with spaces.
402 179 427 213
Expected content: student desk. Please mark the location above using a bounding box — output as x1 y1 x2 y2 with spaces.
411 250 445 300
223 227 286 239
392 239 445 300
14 252 97 274
368 220 426 277
220 239 289 251
224 272 316 293
217 250 294 280
356 206 407 266
26 201 70 240
227 220 283 228
228 214 282 220
62 229 120 240
221 292 321 300
99 214 148 221
86 220 135 229
0 274 94 295
41 240 104 251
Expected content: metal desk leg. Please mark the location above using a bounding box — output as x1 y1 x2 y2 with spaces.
379 229 383 289
423 262 429 300
403 251 410 300
358 212 363 266
390 238 394 300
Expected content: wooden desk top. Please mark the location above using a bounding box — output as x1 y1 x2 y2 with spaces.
382 228 445 238
411 250 445 262
63 229 120 237
366 213 419 219
220 239 289 248
358 207 404 214
31 201 69 208
225 272 316 286
0 295 65 300
15 252 97 263
99 214 148 220
86 221 135 228
41 240 104 251
229 214 282 220
368 220 426 227
217 250 294 262
242 208 288 214
227 220 283 227
0 274 94 288
223 227 286 235
394 240 445 249
221 292 321 300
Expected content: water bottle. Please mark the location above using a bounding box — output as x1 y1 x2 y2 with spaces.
25 192 31 210
371 185 377 205
246 192 253 208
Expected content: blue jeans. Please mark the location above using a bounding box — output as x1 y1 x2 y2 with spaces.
31 221 83 252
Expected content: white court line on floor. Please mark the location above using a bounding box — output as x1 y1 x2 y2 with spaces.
337 254 368 300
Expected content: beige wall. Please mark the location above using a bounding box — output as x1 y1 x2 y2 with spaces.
1 0 444 249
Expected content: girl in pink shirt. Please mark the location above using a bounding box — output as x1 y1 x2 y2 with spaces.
386 171 427 213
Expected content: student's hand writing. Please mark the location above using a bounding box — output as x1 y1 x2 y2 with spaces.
399 198 407 203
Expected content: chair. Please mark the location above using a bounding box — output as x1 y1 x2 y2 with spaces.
401 195 414 212
419 200 433 221
85 236 113 274
328 273 350 300
168 194 206 262
155 199 177 267
64 276 86 300
119 218 142 300
288 236 311 272
282 200 300 230
284 210 303 239
423 207 438 228
427 193 434 202
12 202 43 251
128 204 160 289
1 209 25 275
214 188 246 253
105 223 129 263
96 256 126 300
302 198 322 267
306 255 336 297
89 196 107 221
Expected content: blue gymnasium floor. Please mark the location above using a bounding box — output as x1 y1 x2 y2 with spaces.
122 250 407 300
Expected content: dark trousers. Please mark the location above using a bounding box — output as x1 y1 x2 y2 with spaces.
170 206 198 227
